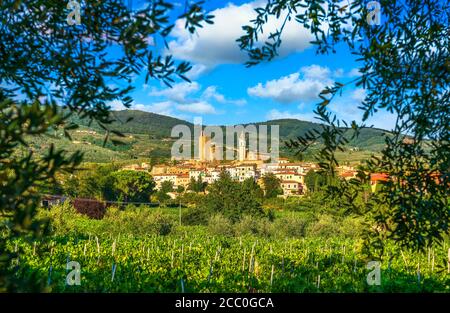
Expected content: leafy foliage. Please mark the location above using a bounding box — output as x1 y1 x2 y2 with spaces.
111 170 155 202
238 0 450 252
0 0 214 290
261 173 283 198
64 164 118 200
304 169 327 192
203 172 265 221
188 177 208 193
155 180 174 203
10 232 450 292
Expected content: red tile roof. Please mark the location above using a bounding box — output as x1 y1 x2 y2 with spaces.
370 173 389 182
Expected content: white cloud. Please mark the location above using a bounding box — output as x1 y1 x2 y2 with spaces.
177 101 217 114
301 64 331 80
109 100 192 119
109 99 128 111
348 68 361 77
167 0 312 73
109 100 176 116
248 65 333 103
202 86 247 106
186 64 210 80
350 88 367 102
248 65 370 104
149 82 200 103
268 105 396 130
265 81 396 130
138 101 174 116
231 99 247 106
333 68 344 77
202 86 225 103
327 91 396 131
148 82 243 115
365 111 397 131
266 109 317 122
328 99 360 120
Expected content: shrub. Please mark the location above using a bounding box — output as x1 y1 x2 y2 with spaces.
307 214 342 238
101 207 173 236
44 204 174 237
149 212 173 236
178 192 205 206
41 202 96 237
273 214 308 238
72 198 107 219
234 215 272 237
181 206 210 226
207 214 234 237
340 216 365 238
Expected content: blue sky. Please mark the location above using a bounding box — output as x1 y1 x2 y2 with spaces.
111 0 396 130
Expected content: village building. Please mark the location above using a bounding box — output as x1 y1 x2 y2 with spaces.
122 162 150 171
274 170 305 185
280 180 303 196
189 169 205 181
166 165 191 175
175 174 190 187
152 173 178 189
370 173 389 193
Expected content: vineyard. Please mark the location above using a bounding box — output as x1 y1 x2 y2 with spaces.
11 233 450 292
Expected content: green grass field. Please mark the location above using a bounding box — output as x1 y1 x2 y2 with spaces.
12 232 450 292
9 202 450 293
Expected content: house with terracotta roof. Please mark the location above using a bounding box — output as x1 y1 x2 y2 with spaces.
280 180 303 196
274 171 305 185
340 171 357 180
370 173 389 192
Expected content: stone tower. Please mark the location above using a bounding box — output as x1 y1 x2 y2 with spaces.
238 131 246 162
199 130 208 162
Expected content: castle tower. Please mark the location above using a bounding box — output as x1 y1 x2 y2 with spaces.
199 131 207 162
209 144 216 162
199 131 213 162
238 131 246 162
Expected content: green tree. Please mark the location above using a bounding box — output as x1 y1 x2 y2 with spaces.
237 178 265 217
241 177 264 202
111 170 155 203
238 0 450 252
63 164 117 200
261 173 283 198
156 180 174 204
159 181 174 194
188 177 207 193
176 185 185 194
0 0 213 290
204 172 264 221
304 169 326 193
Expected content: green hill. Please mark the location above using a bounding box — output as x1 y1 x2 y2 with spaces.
71 110 193 139
30 109 389 163
72 110 388 148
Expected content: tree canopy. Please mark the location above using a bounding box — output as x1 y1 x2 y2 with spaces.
1 0 448 292
111 170 155 202
188 177 208 193
304 169 326 193
204 172 265 221
238 0 449 252
0 0 212 290
261 173 283 198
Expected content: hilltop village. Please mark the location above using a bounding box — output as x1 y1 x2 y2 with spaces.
122 131 360 197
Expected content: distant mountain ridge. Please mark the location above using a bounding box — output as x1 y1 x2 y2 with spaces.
23 109 391 163
71 110 193 139
71 109 389 150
